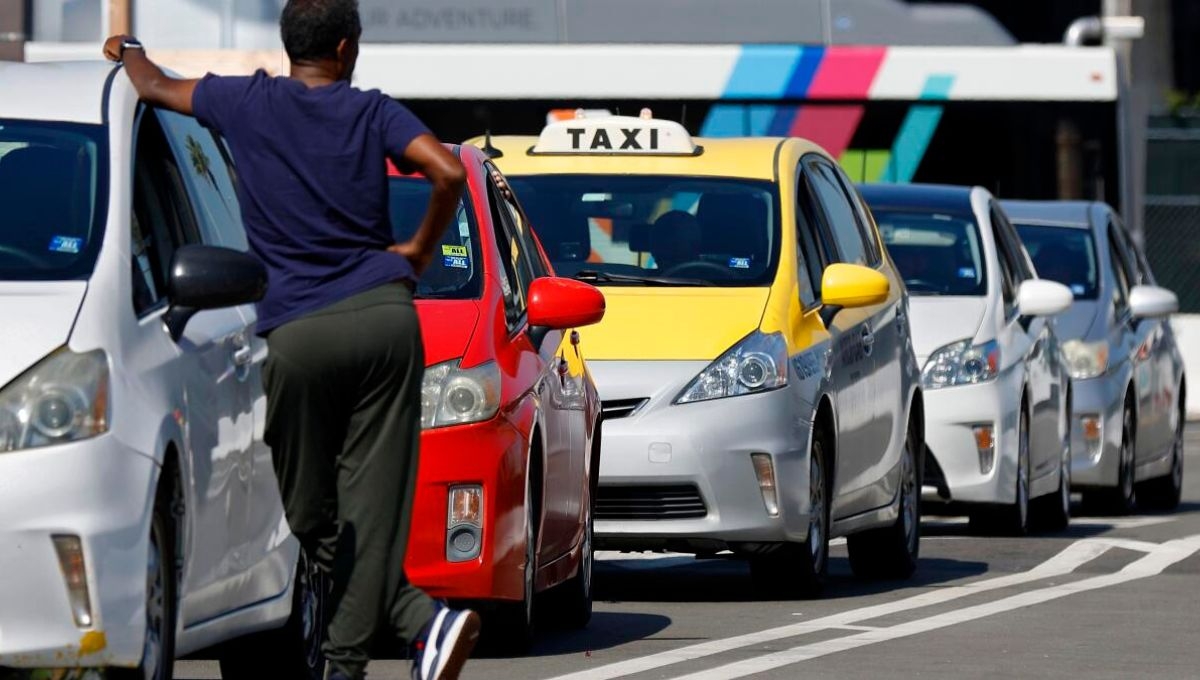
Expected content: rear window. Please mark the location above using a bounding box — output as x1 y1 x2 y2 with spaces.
1014 223 1099 299
389 178 482 300
873 209 986 296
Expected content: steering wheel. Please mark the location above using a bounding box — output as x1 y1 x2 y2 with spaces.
662 260 731 279
0 245 47 268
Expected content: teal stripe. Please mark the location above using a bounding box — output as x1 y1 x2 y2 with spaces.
723 45 803 99
920 73 955 100
699 104 779 137
881 74 955 183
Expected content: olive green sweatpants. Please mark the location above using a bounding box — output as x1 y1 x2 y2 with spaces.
263 283 435 678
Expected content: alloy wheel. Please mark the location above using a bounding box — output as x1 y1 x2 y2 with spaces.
142 521 166 680
808 448 826 568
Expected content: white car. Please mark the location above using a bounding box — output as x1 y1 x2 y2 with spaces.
861 184 1074 535
0 62 321 678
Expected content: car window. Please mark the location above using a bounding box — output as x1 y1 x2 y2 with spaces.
831 162 882 266
990 205 1033 282
156 110 247 251
492 167 552 279
873 209 986 296
1110 216 1149 286
1107 227 1132 311
0 120 106 282
1014 223 1099 299
485 170 530 327
130 110 203 316
804 157 871 267
389 177 482 300
988 211 1019 309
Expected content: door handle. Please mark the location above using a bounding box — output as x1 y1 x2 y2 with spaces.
861 325 875 357
232 345 252 367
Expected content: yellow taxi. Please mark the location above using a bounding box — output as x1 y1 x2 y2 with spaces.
470 111 924 593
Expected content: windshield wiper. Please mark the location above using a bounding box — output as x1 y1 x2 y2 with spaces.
572 269 713 287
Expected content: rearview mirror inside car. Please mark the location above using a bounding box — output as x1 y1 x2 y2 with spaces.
1128 284 1179 319
164 244 267 342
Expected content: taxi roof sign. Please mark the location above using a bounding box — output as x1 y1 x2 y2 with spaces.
531 114 700 156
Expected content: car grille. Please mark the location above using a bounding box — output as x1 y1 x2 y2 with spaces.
596 484 708 520
601 398 649 420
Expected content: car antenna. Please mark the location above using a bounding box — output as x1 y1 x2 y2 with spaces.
681 103 688 130
481 129 504 159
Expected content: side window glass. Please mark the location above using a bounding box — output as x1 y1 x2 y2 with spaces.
991 205 1032 282
485 173 528 327
130 111 203 316
156 110 247 250
831 163 882 265
989 217 1018 309
1107 229 1132 311
493 168 551 279
793 178 820 308
803 158 869 266
1110 218 1146 286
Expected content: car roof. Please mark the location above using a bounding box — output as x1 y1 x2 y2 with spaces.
857 183 979 213
0 61 118 125
998 200 1099 229
471 135 807 181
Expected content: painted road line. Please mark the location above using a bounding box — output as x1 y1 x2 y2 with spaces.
923 515 1177 530
548 539 1113 680
679 534 1200 679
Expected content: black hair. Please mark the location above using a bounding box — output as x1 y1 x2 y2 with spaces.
280 0 362 62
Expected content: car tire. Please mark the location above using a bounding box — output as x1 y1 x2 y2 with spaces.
973 408 1032 536
1137 400 1184 511
847 423 921 580
1084 401 1137 515
1034 447 1071 532
543 495 593 630
110 499 176 680
490 472 537 653
219 548 328 680
750 435 829 598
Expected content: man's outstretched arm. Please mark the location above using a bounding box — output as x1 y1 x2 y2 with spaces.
103 35 198 115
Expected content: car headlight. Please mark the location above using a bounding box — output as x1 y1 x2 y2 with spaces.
921 339 1000 390
0 348 110 454
1061 339 1109 380
675 331 788 404
421 360 501 429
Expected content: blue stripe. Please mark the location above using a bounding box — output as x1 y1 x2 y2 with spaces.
700 104 780 137
723 45 803 99
783 47 825 98
766 105 800 136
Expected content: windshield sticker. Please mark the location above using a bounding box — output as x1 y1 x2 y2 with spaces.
957 267 975 278
729 257 751 269
442 244 468 257
443 255 469 269
48 235 83 254
1071 284 1085 295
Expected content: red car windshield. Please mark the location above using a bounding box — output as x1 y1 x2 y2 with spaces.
389 177 482 300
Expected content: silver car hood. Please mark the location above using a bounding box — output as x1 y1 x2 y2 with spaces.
907 296 988 363
587 359 708 404
0 282 86 388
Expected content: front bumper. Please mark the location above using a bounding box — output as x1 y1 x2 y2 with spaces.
1067 372 1125 489
921 377 1021 505
0 436 157 669
404 418 529 603
595 385 812 553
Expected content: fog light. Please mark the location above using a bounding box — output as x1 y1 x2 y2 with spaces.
1080 414 1102 460
52 534 93 628
446 485 483 562
750 453 780 517
973 425 995 475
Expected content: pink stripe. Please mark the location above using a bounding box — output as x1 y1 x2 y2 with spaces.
806 46 887 99
788 105 865 158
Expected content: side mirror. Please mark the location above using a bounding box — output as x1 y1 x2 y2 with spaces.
1129 284 1178 319
1016 279 1074 318
819 263 890 326
528 277 606 331
164 244 267 342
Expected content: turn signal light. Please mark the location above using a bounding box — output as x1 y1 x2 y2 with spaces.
446 485 483 563
973 425 996 475
1080 415 1103 460
52 534 93 628
751 453 780 517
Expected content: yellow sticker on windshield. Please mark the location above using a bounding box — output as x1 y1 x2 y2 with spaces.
441 245 468 257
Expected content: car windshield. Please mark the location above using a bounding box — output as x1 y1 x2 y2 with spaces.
389 177 482 300
0 120 106 281
873 209 987 296
504 175 779 286
1014 224 1099 299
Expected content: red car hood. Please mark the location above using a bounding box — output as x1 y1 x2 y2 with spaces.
416 299 481 366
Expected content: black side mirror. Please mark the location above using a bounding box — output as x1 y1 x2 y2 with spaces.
164 244 267 342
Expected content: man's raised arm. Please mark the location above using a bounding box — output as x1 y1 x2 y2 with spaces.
103 35 198 115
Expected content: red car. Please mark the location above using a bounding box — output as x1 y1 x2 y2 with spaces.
388 146 605 648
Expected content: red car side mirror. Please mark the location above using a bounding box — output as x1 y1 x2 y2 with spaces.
528 277 606 330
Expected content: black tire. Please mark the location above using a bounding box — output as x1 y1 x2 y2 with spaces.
219 549 328 680
1035 447 1072 532
489 473 537 652
974 408 1032 536
1137 400 1185 511
848 424 920 580
543 494 593 629
110 501 177 680
750 436 829 598
1084 401 1137 515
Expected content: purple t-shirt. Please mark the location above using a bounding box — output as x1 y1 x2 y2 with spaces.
192 70 430 333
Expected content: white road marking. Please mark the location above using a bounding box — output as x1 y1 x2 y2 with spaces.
549 539 1113 680
923 515 1177 530
678 534 1200 680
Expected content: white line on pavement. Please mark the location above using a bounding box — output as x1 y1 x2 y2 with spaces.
677 534 1200 680
549 539 1114 680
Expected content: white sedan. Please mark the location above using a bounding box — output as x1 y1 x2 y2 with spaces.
0 62 320 678
861 184 1074 535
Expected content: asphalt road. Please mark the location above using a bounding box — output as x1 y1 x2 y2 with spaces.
177 423 1200 680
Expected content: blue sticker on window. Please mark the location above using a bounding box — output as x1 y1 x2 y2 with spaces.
957 267 975 279
1071 284 1085 295
48 236 83 254
729 257 751 269
443 255 469 269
